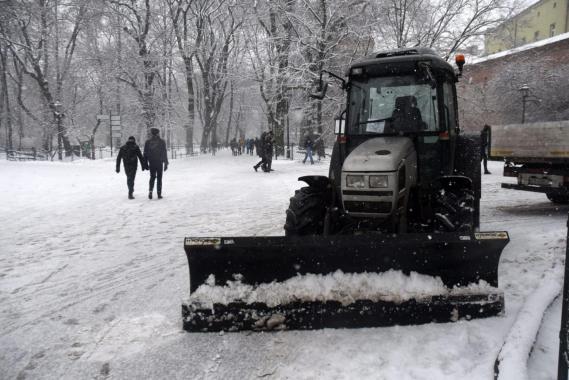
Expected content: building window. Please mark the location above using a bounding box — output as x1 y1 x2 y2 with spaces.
534 30 540 41
537 11 540 16
550 23 556 37
553 2 557 8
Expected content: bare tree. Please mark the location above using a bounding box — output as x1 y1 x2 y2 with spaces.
167 0 198 154
289 0 373 136
0 40 13 152
111 0 159 133
2 0 87 159
192 0 242 153
245 0 296 156
374 0 512 58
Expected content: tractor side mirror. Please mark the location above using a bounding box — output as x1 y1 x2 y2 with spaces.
334 117 345 135
309 81 328 100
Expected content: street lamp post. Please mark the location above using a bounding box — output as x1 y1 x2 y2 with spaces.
518 84 540 124
518 84 529 124
518 84 530 124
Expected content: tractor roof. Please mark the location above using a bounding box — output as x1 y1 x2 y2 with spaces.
348 47 454 77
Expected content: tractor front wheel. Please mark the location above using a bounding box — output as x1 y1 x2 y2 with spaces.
284 186 328 236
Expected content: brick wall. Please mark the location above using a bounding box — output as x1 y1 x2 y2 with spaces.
457 36 569 133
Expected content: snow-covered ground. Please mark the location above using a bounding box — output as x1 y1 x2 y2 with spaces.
0 152 566 379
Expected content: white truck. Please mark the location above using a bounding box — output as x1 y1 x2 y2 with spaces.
490 121 569 204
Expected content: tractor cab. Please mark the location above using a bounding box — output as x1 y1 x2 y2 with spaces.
341 48 460 184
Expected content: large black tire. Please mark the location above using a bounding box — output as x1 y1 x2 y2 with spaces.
432 183 475 232
454 134 482 230
284 186 327 236
547 192 569 204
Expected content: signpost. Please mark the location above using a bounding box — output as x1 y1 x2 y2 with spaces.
96 113 121 157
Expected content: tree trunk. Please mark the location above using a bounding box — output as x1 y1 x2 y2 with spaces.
1 44 13 151
183 58 195 154
224 81 234 146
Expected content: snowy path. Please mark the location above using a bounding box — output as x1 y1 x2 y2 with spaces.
0 155 566 379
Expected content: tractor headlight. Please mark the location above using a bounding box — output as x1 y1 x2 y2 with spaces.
369 175 389 188
346 175 366 188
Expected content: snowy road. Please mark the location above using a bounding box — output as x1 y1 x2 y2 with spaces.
0 153 566 379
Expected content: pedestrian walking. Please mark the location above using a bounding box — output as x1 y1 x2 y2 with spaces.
144 128 169 199
253 132 267 172
303 136 314 165
116 136 147 199
263 131 275 172
239 137 244 155
481 125 491 174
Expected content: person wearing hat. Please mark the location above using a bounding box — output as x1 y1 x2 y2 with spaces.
116 136 147 199
144 128 169 199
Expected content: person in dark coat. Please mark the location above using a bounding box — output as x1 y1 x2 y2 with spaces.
263 131 275 172
303 136 314 165
116 136 147 199
481 124 491 174
144 128 169 199
253 132 267 172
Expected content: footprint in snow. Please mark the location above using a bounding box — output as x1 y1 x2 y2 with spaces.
93 304 108 314
63 318 79 325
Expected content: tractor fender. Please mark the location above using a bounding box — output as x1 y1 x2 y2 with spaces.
298 175 332 191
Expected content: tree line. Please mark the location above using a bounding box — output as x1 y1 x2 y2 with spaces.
0 0 517 159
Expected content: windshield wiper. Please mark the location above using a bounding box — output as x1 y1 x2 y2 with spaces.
357 117 391 125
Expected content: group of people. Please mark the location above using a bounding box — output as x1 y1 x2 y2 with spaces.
253 131 275 172
230 137 256 156
115 127 169 199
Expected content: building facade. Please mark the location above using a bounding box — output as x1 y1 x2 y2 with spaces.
485 0 569 54
458 34 569 132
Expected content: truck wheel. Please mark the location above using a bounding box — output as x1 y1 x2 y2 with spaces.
284 186 327 236
546 193 569 204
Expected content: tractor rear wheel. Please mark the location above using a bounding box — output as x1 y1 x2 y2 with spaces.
284 186 327 236
432 181 475 233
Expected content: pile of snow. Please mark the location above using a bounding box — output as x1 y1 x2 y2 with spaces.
190 269 497 308
495 266 564 380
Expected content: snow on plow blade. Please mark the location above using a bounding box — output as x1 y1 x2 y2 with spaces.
182 232 509 332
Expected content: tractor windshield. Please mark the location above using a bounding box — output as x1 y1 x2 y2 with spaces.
348 75 439 135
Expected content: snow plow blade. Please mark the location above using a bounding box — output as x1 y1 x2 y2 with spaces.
182 232 509 332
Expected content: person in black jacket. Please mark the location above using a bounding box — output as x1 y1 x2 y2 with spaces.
263 131 275 172
144 128 169 199
116 136 147 199
481 125 491 174
253 132 267 172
